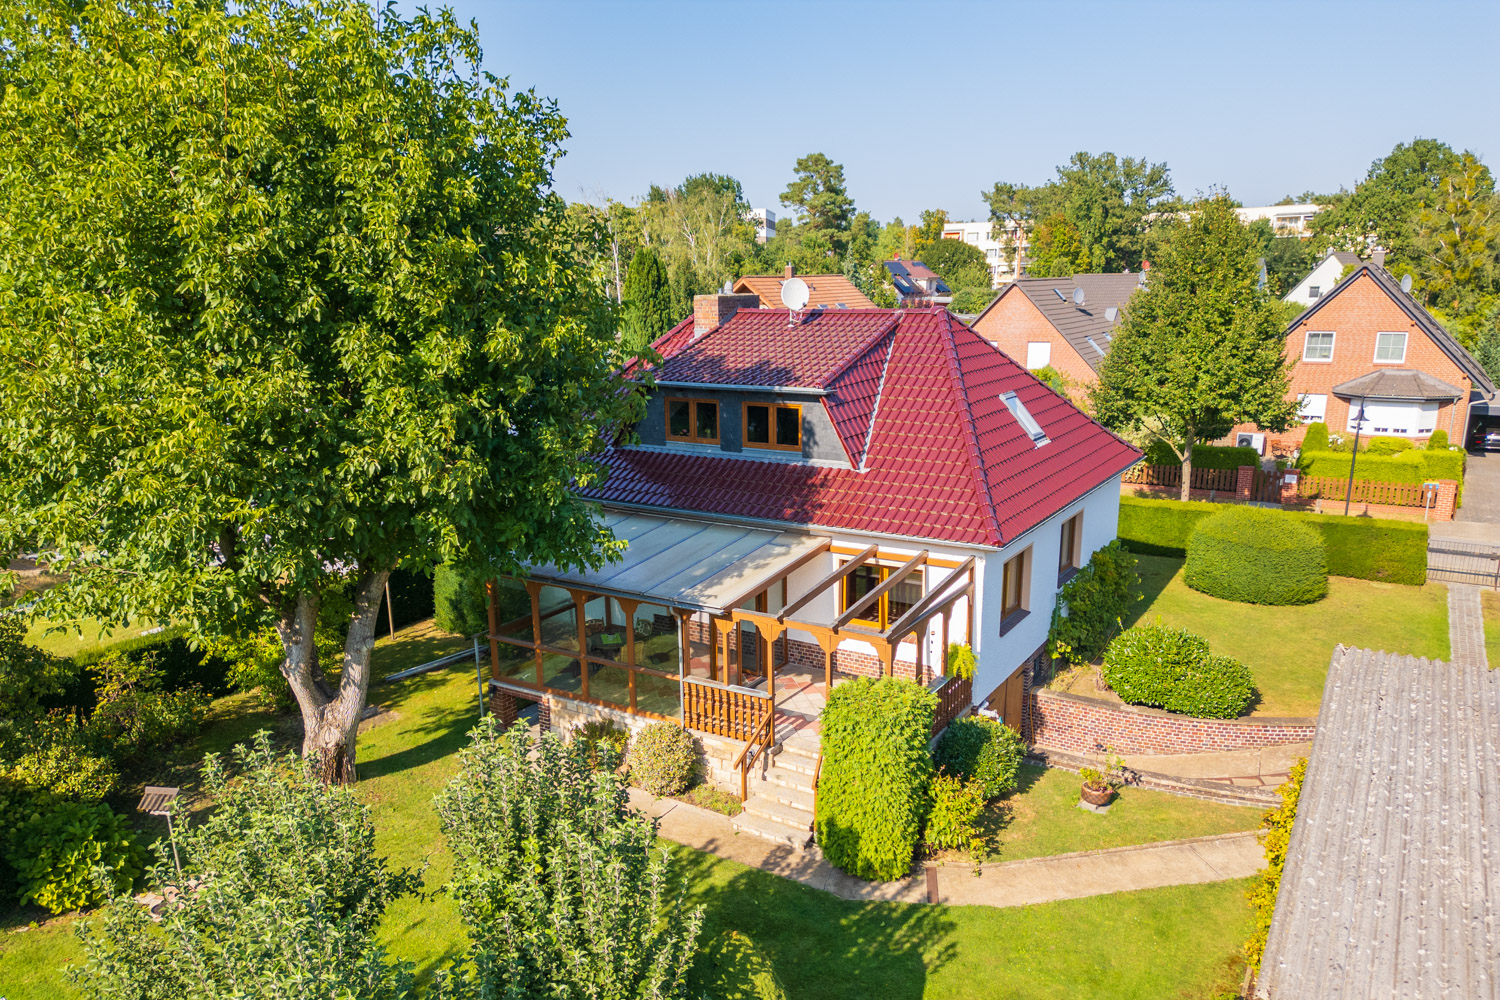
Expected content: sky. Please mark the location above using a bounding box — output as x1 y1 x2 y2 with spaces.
429 0 1500 223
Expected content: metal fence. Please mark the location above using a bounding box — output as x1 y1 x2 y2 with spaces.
1427 540 1500 587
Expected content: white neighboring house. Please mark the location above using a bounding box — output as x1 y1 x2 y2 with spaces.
748 207 776 244
1236 203 1325 236
1285 251 1362 309
941 219 1028 288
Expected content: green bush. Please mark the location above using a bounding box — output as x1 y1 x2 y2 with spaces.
1246 758 1307 968
932 715 1024 798
924 773 985 854
1144 441 1260 470
1118 496 1428 585
1301 422 1329 452
1185 507 1328 605
1049 540 1139 665
5 716 119 800
72 628 230 699
1298 447 1464 486
574 719 629 771
1427 429 1449 450
6 798 143 914
627 722 698 797
1103 624 1256 719
945 643 976 681
434 564 489 636
815 677 935 882
1364 435 1414 455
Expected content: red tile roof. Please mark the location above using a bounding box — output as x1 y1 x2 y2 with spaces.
602 308 1140 547
733 273 876 310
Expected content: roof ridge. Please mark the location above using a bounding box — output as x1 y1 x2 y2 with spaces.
934 311 1006 546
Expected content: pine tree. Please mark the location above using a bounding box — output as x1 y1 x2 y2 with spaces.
622 246 674 350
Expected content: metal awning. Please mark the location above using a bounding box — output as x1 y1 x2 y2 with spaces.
523 512 829 614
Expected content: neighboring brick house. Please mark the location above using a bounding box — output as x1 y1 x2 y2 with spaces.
968 273 1141 401
732 263 874 309
1251 262 1496 451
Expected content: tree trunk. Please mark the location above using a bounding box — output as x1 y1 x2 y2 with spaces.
1179 430 1196 503
274 568 390 785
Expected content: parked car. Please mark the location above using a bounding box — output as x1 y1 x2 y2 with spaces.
1470 424 1500 452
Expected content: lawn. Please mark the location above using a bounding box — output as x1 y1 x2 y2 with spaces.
979 763 1262 863
23 615 158 658
1076 554 1451 718
1482 590 1500 668
0 619 1256 1000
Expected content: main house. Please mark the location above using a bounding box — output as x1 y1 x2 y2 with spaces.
1254 261 1496 451
968 273 1141 402
484 293 1137 813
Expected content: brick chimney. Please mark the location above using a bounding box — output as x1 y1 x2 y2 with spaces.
784 262 795 279
693 293 760 337
1372 249 1387 268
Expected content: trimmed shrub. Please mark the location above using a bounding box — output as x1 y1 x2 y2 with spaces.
433 564 489 637
815 677 935 882
627 722 697 797
1302 421 1329 452
1049 540 1139 665
1185 507 1328 605
72 628 230 699
6 798 143 914
1365 435 1414 455
1118 496 1428 585
1144 441 1260 470
924 773 986 854
1103 624 1256 719
1298 447 1464 486
1246 758 1307 968
932 715 1024 798
1427 429 1449 450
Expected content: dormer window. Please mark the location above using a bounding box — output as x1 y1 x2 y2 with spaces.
744 402 801 451
666 398 719 444
1001 391 1048 446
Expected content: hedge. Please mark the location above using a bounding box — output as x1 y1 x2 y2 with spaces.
433 564 528 637
380 567 435 637
1118 496 1427 585
1102 624 1257 719
1144 441 1261 470
1298 448 1464 485
1048 541 1139 665
815 677 935 882
1246 758 1307 968
1185 507 1328 605
931 715 1024 798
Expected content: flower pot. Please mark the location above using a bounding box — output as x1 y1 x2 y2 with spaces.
1080 782 1114 807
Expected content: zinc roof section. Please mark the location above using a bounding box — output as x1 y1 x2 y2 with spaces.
649 308 898 388
592 307 1142 547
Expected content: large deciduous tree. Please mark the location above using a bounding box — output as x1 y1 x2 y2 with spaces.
0 0 642 782
1092 197 1297 501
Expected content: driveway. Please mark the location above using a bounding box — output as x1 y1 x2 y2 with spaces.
1456 449 1500 524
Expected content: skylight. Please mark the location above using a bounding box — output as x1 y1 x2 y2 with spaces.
1000 391 1049 446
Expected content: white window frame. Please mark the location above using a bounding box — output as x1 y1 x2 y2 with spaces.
1025 341 1052 370
1297 393 1327 423
1302 330 1335 362
1374 331 1407 364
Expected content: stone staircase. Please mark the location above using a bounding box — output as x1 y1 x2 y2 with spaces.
730 735 820 848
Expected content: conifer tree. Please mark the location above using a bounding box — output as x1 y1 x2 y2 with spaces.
622 246 675 350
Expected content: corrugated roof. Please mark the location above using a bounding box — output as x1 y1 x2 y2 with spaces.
594 308 1141 547
974 273 1141 371
1256 645 1500 999
733 273 875 310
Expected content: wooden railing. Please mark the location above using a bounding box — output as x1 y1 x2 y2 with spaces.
1123 464 1238 492
733 710 775 802
1294 475 1439 508
681 676 772 743
931 674 973 737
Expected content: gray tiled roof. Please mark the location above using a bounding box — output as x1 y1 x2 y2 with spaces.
1257 645 1500 999
976 273 1141 371
1331 368 1465 401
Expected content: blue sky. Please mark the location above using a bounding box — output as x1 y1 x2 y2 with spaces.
435 0 1499 222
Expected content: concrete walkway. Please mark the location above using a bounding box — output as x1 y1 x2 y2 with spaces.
1455 450 1500 524
632 787 1265 908
1447 583 1489 670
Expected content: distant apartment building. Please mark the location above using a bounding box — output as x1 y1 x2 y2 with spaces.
1235 203 1324 237
940 219 1029 287
749 208 776 244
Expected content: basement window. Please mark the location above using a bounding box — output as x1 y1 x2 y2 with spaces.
1001 391 1049 446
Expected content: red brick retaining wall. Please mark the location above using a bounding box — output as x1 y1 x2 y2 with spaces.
1029 688 1315 756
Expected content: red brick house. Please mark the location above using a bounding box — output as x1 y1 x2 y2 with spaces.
968 274 1141 402
1257 262 1495 451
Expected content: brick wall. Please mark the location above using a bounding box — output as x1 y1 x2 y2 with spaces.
970 290 1095 403
1029 688 1315 755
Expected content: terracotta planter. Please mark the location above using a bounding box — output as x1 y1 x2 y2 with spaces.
1080 782 1114 807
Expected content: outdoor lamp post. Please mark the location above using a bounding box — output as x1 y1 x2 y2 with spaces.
1343 395 1368 517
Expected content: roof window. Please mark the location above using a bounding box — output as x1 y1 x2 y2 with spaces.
1001 391 1049 446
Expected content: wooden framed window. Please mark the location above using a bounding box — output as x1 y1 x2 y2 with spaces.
666 397 719 444
1058 512 1082 579
999 547 1030 634
839 561 924 629
743 402 802 451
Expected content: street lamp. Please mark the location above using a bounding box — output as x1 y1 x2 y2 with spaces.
1343 395 1368 517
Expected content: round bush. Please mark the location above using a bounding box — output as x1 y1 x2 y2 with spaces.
1427 429 1449 450
6 798 143 914
1103 624 1256 719
627 722 698 796
932 716 1024 798
1301 421 1329 453
1185 506 1327 605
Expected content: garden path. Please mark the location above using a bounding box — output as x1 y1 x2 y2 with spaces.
630 788 1264 908
1447 583 1488 670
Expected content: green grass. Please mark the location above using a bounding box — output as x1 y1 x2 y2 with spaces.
981 764 1261 863
23 616 158 658
1483 591 1500 669
0 619 1256 1000
1113 555 1450 717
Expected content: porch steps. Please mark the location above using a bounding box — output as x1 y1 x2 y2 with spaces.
730 740 820 849
729 809 810 849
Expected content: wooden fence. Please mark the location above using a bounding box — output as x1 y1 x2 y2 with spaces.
681 676 771 742
1123 464 1238 492
1293 476 1439 509
931 674 973 737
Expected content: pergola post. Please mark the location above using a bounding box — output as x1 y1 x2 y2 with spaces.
619 598 640 713
485 581 500 685
525 581 544 685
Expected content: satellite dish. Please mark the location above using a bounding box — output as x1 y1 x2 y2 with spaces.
781 276 810 311
1400 274 1414 294
1072 287 1085 306
1105 307 1119 322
